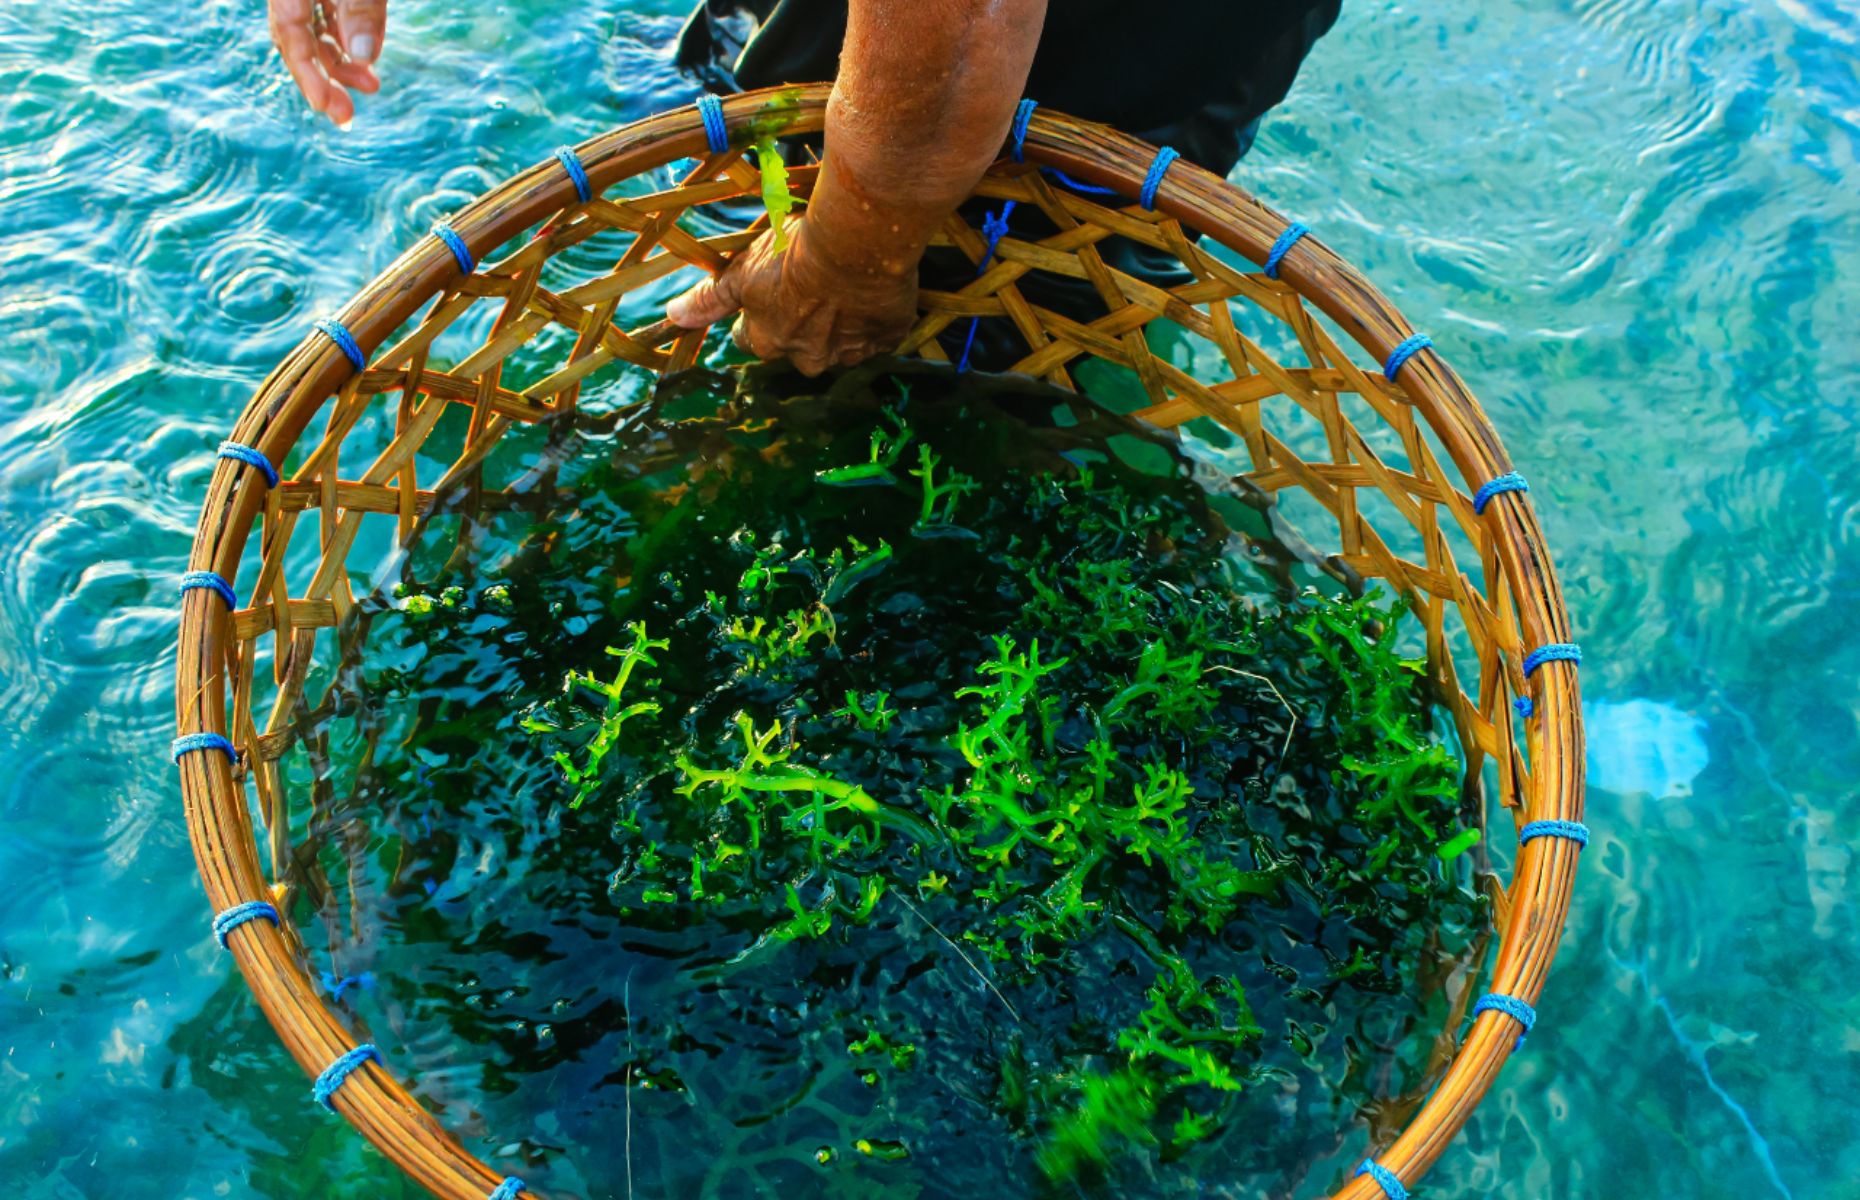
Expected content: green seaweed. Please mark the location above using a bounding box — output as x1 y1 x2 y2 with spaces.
909 443 980 532
848 1029 918 1071
754 134 798 253
535 622 667 810
373 369 1485 1192
1034 1068 1158 1180
1116 959 1262 1092
832 689 896 733
817 406 914 486
741 89 807 254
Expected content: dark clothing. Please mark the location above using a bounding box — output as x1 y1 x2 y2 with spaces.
676 0 1340 180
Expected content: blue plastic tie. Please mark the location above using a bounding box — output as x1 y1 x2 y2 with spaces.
171 732 236 765
313 318 365 373
1383 333 1433 380
1139 146 1180 210
553 145 593 203
217 441 280 488
955 200 1018 374
1010 98 1036 162
697 93 729 154
1522 642 1581 676
313 1044 381 1111
1520 819 1590 848
1473 471 1530 514
432 221 474 274
1263 221 1309 280
212 900 280 948
179 570 237 609
1355 1158 1409 1200
1513 696 1535 719
1040 167 1121 196
489 1180 526 1200
1473 991 1538 1050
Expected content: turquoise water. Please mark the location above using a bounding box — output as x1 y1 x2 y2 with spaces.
1 0 1856 1197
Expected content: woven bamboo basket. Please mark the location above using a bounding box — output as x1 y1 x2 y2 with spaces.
174 84 1585 1199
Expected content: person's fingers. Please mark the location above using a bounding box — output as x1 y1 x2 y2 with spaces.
333 0 388 64
309 39 357 125
329 57 381 94
314 36 378 96
269 0 335 115
667 268 745 328
729 315 760 358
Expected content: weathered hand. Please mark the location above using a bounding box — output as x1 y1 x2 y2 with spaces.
268 0 385 127
666 217 919 377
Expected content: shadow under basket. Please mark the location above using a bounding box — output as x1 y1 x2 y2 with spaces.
174 85 1586 1200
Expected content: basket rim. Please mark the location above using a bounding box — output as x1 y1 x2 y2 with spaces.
173 83 1585 1200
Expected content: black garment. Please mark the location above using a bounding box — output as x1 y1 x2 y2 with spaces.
674 1 1341 369
676 0 1340 179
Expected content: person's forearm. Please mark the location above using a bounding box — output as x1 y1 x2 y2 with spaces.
806 0 1046 280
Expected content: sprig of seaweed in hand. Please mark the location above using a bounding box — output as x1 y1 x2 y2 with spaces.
753 134 799 253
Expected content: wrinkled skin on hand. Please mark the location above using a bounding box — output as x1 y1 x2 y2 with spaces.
666 216 920 377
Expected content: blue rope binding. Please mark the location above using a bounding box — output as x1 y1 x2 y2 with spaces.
1355 1158 1409 1200
1520 819 1590 848
1522 642 1581 676
1473 471 1529 514
313 1044 382 1111
1041 167 1120 195
1010 98 1036 162
212 900 280 948
1139 146 1180 210
313 318 366 373
488 1179 526 1200
955 201 1019 373
697 93 729 154
554 146 593 203
1263 221 1309 280
179 570 237 609
171 732 236 765
1383 333 1433 380
1473 992 1537 1050
1514 641 1579 717
1012 98 1156 200
432 221 474 274
217 441 279 488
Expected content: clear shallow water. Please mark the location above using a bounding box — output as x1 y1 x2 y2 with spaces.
0 0 1856 1197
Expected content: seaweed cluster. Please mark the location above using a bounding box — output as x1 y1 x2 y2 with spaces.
357 366 1485 1196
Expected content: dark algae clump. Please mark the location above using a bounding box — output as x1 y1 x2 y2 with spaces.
336 364 1488 1199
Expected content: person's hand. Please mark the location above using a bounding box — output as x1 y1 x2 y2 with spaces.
268 0 385 127
666 216 918 376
